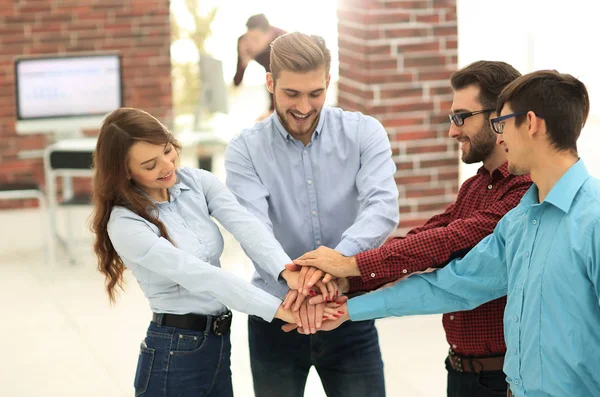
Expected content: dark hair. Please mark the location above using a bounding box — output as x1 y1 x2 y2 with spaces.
246 13 270 32
497 70 589 153
91 107 181 303
451 61 522 110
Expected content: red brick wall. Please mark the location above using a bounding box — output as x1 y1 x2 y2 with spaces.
337 0 458 234
0 0 172 209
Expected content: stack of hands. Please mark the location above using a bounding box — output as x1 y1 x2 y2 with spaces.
275 247 354 334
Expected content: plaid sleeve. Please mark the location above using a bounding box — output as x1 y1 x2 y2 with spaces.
348 176 531 293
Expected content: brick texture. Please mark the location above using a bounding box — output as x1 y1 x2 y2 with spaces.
337 0 458 234
0 0 172 209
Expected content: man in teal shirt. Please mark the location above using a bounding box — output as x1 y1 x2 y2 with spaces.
304 70 600 397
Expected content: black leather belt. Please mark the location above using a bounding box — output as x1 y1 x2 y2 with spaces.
152 311 233 335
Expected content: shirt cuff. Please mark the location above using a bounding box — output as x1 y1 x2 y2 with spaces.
264 251 292 281
347 290 389 322
348 276 374 293
246 289 282 322
355 248 388 282
335 239 360 257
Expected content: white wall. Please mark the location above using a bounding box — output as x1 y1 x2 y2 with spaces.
457 0 600 181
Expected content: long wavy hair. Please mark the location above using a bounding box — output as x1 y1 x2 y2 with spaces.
91 107 181 303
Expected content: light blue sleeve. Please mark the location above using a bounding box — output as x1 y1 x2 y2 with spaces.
587 218 600 308
224 135 273 232
348 222 509 321
335 117 400 256
198 170 292 281
107 210 282 322
224 136 289 290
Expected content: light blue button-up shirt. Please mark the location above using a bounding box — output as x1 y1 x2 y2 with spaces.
107 167 291 322
225 106 399 298
349 160 600 397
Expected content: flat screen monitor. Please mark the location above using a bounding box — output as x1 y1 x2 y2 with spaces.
15 53 123 138
15 53 122 123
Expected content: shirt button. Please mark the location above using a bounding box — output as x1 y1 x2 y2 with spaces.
316 240 321 245
532 219 537 225
525 252 529 258
514 316 519 322
513 348 517 354
402 269 408 274
307 179 312 184
487 184 493 190
519 284 523 290
450 315 454 320
514 380 519 386
452 344 457 349
312 210 317 215
370 272 376 278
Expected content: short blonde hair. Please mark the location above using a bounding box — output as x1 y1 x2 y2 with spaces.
269 32 331 81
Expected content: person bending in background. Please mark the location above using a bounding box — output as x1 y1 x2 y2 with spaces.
233 13 285 120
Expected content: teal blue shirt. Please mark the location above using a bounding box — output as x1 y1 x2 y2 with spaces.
349 160 600 397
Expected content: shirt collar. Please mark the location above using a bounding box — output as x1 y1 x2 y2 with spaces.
166 176 191 202
476 162 511 181
521 159 588 213
135 170 191 204
272 107 326 143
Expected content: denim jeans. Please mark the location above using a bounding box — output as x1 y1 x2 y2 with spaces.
134 320 233 397
248 316 385 397
446 357 507 397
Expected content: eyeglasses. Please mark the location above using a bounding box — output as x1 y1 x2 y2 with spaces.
490 111 534 134
448 109 495 127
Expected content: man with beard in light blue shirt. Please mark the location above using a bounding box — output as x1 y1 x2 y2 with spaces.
311 70 600 397
225 32 399 397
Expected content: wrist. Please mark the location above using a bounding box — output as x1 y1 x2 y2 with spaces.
338 277 350 294
279 269 290 282
345 256 361 277
274 305 292 323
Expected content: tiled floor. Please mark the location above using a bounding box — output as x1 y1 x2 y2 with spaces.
1 204 448 397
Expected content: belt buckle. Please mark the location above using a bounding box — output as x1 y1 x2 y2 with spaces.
212 311 232 336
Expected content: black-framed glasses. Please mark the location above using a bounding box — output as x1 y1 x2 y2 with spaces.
490 111 530 134
448 109 495 127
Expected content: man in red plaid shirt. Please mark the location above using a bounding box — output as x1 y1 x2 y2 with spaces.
290 61 532 397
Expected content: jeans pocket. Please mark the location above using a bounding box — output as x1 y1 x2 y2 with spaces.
134 343 155 396
172 331 207 356
475 371 507 397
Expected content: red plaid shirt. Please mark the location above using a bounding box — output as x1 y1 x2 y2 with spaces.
348 163 531 357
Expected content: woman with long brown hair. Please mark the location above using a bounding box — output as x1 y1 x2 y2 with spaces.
90 107 328 396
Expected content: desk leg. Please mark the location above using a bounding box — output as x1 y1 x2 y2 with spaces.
62 175 76 264
45 166 58 257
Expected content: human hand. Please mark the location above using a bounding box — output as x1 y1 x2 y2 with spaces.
274 304 295 324
281 296 349 334
281 270 332 312
284 263 334 295
307 277 348 305
280 300 326 334
293 246 360 278
282 288 307 324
